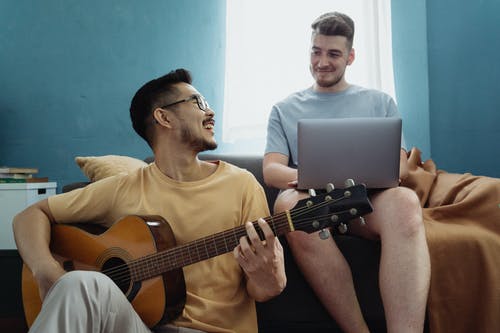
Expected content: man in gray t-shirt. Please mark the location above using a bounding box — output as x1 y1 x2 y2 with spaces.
263 12 430 333
266 84 406 167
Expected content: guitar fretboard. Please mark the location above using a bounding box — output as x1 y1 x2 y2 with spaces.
117 185 371 283
130 213 292 281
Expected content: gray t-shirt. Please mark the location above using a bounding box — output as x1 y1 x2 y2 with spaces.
265 85 406 167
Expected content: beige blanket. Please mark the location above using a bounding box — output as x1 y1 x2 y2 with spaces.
401 148 500 333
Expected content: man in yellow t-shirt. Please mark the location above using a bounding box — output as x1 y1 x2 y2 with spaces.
13 68 286 333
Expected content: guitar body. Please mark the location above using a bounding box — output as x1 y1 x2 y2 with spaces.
22 215 186 328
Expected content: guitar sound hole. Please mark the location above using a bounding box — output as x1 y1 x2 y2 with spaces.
102 257 131 294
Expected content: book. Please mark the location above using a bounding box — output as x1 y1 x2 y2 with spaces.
0 178 27 183
0 173 34 179
0 167 39 174
0 177 49 183
26 177 49 183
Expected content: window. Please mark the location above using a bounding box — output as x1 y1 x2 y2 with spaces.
223 0 394 153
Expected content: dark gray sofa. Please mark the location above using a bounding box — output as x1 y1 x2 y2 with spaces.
197 153 386 333
58 153 388 332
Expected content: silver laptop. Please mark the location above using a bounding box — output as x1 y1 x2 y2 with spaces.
297 117 401 190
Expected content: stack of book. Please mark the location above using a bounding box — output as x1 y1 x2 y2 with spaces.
0 166 49 183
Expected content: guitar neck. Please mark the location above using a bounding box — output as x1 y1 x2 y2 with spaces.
130 213 292 281
129 184 371 282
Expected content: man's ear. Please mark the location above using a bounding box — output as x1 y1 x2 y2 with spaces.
347 48 355 65
153 108 171 127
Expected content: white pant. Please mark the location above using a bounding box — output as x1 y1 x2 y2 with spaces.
29 271 204 333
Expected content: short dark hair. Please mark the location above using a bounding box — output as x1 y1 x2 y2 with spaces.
311 12 355 49
129 68 192 147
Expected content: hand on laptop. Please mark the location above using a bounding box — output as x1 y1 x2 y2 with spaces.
399 148 409 184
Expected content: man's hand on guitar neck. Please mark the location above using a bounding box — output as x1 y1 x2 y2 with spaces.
233 218 286 302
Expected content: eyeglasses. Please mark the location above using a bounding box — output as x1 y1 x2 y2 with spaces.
161 94 210 112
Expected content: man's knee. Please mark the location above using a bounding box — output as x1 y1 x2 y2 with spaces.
389 186 420 208
54 271 117 298
391 187 423 235
374 187 423 237
273 189 309 213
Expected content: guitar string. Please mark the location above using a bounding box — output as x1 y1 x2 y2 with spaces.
137 190 362 270
101 194 339 279
105 216 362 284
101 211 354 285
100 192 362 283
100 192 365 283
102 200 360 283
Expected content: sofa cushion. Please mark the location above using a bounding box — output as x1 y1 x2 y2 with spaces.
75 155 148 182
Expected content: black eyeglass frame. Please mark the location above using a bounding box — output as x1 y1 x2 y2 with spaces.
160 94 209 112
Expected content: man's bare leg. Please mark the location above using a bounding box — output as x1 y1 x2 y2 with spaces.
352 187 430 332
275 187 430 333
275 190 370 333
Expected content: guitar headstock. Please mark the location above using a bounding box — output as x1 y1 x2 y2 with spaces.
289 181 373 235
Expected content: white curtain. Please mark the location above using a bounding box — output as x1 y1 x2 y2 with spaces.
223 0 394 151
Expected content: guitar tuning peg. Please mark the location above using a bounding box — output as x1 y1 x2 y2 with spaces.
344 179 355 187
338 223 348 234
326 183 335 193
308 189 317 197
359 216 366 226
319 229 330 240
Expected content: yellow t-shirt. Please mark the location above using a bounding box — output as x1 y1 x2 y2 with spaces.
48 161 270 333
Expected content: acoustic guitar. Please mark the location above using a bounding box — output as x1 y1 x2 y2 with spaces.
22 183 372 328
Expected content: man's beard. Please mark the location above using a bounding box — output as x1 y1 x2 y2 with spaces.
316 73 343 88
181 127 217 153
312 66 346 88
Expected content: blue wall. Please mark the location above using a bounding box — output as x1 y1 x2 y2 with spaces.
1 0 498 194
391 0 431 159
392 0 499 177
426 0 500 177
0 0 226 191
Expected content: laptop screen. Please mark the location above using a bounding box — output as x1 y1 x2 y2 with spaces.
297 117 401 190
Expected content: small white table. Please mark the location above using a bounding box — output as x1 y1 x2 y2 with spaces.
0 182 57 249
